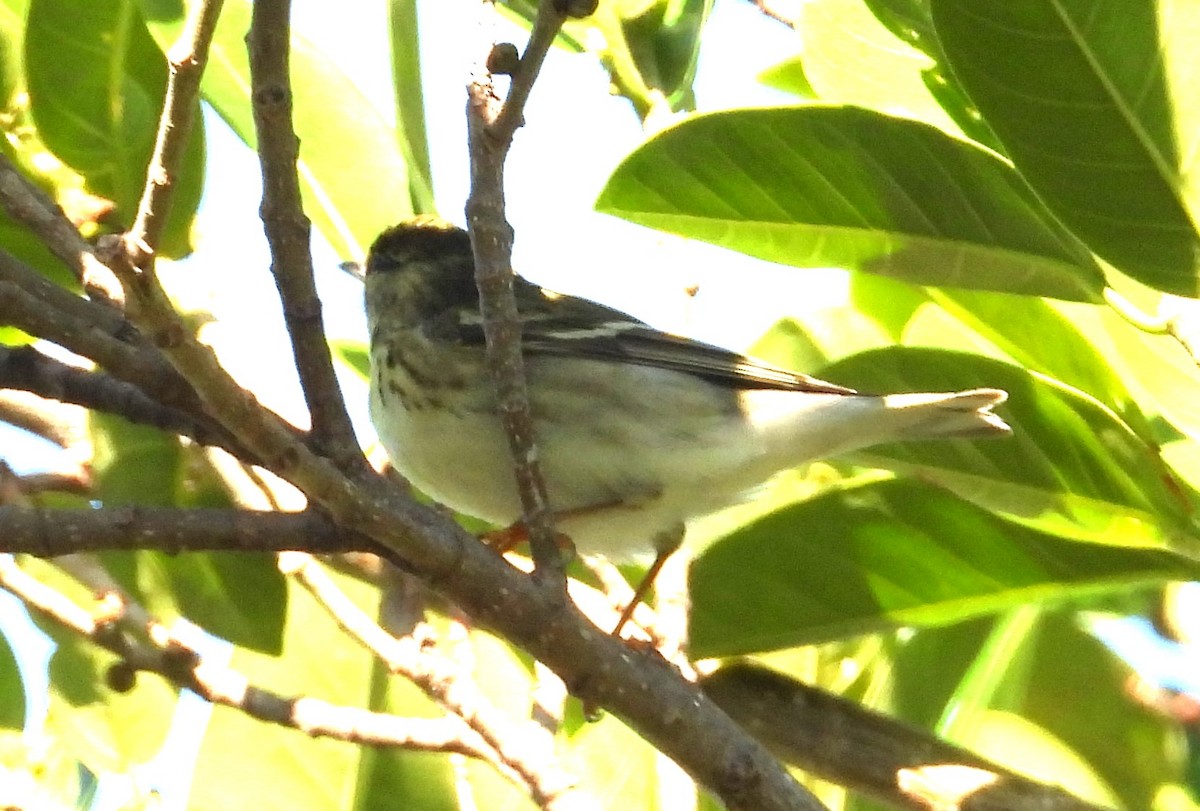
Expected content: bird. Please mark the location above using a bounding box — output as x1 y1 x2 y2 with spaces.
364 218 1010 566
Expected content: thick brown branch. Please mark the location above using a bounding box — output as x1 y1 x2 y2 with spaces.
246 0 366 476
0 250 204 418
0 344 247 459
0 505 354 557
703 664 1111 811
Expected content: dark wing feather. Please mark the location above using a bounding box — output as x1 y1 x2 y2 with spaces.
444 276 857 395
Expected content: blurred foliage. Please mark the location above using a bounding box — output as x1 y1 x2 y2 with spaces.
1 0 1199 809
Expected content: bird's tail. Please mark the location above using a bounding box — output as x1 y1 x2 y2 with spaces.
881 388 1011 440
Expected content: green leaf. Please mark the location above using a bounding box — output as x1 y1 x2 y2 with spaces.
757 56 817 100
331 338 370 382
931 0 1200 296
100 550 287 655
596 106 1105 301
0 217 79 291
387 0 435 214
24 0 203 256
0 630 24 729
190 571 379 811
821 347 1196 547
45 633 177 772
933 606 1043 739
797 0 962 135
853 0 1003 150
689 479 1200 658
91 412 182 507
90 415 287 653
614 0 713 111
0 0 27 108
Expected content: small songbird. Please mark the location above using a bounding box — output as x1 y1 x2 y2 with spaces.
364 219 1010 562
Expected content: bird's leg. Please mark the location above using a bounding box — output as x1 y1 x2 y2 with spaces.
611 524 685 638
485 514 686 641
482 516 579 556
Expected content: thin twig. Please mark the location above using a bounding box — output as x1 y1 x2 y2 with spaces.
464 1 569 589
246 0 366 477
0 554 504 760
0 153 124 305
0 554 96 633
0 389 87 450
283 552 593 810
743 0 801 28
125 0 226 263
13 469 91 496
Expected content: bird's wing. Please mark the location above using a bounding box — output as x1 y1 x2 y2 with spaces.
444 277 858 395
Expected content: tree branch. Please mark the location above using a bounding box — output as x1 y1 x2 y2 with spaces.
0 505 354 557
0 344 248 459
246 0 366 476
0 555 511 763
284 551 593 810
741 0 801 28
464 0 569 588
0 389 87 451
0 153 124 306
126 0 225 259
703 664 1112 811
0 249 208 421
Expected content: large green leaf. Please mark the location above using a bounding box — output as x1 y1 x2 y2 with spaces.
796 0 962 136
189 571 379 811
932 0 1200 296
90 415 287 653
24 0 203 257
595 106 1105 301
610 0 712 112
689 479 1200 658
820 347 1196 547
